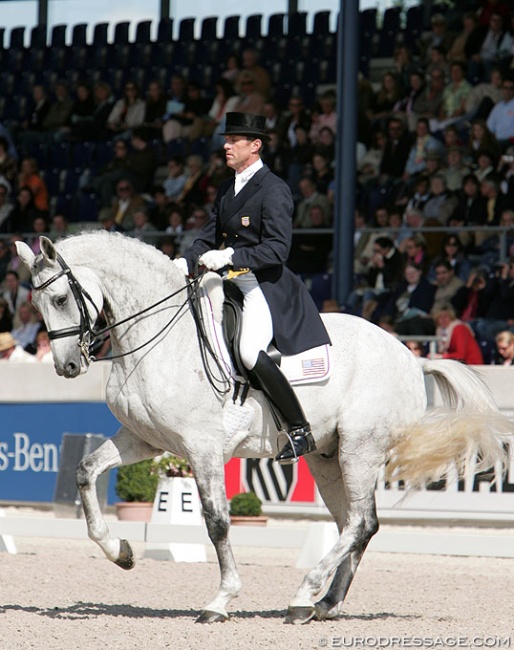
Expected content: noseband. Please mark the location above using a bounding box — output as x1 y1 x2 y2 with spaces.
32 252 101 364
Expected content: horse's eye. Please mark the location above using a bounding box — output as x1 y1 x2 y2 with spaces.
56 295 67 307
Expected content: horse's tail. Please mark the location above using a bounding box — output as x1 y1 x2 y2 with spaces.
386 358 512 489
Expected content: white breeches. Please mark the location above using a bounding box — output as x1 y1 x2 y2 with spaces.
231 272 273 370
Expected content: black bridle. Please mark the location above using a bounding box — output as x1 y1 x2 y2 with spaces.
31 251 201 365
30 253 229 396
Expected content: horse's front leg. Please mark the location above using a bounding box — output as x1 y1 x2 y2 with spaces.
76 426 159 569
190 450 242 623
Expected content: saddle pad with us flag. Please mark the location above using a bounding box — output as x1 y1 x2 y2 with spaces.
281 344 332 386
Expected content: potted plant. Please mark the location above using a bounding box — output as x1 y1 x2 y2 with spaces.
229 491 267 526
115 458 159 522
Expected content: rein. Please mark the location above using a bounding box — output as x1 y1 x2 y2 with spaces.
32 251 202 364
32 252 232 395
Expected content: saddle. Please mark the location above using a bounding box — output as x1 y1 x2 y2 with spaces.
222 280 280 389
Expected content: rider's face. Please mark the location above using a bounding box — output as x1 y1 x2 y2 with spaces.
223 135 261 173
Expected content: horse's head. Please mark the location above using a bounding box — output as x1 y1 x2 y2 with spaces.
17 236 104 378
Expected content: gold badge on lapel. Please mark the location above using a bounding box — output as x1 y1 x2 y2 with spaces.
241 216 250 227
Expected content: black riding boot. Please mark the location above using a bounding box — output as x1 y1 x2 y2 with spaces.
250 351 316 464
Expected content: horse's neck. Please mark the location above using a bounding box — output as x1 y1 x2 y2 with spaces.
63 234 191 355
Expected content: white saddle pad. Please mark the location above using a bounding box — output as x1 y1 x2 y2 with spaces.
198 274 332 386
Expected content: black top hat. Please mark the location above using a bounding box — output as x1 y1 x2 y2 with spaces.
220 112 270 141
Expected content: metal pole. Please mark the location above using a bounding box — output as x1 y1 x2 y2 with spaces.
333 0 359 307
160 0 170 20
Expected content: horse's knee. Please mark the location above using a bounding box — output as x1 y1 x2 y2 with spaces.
202 502 230 544
76 457 93 491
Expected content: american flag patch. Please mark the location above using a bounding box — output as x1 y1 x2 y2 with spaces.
302 358 326 376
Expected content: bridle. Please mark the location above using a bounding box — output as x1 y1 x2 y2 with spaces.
32 251 101 364
30 252 223 391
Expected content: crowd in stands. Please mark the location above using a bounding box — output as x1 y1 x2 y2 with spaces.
0 1 513 364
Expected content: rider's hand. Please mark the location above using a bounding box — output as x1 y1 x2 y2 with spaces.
173 257 189 276
199 248 234 271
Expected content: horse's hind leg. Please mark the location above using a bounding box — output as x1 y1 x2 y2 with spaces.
76 426 159 568
286 441 381 624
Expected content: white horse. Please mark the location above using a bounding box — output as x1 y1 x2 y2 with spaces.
16 232 512 624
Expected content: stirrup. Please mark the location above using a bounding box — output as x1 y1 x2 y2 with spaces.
275 426 316 465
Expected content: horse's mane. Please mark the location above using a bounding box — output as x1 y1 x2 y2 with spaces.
55 231 180 284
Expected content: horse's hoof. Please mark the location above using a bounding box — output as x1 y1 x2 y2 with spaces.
284 605 316 625
114 539 135 570
315 602 342 621
196 610 229 624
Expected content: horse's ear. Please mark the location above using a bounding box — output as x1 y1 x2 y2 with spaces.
15 242 36 271
40 236 57 263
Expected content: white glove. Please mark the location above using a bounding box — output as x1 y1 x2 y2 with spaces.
173 257 189 276
199 247 234 271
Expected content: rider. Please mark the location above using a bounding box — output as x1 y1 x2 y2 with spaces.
174 112 331 464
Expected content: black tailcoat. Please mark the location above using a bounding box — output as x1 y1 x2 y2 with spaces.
183 164 331 355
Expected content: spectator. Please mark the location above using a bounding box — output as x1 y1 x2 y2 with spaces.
410 69 446 124
474 148 497 181
236 47 271 99
429 234 472 283
479 173 510 226
467 11 513 83
17 157 49 214
447 12 479 63
56 80 96 142
162 80 211 143
2 270 30 323
98 210 125 233
11 301 39 350
366 72 404 131
429 61 472 133
309 91 337 145
221 53 241 85
127 208 158 245
395 69 426 132
50 213 75 239
452 173 488 228
286 124 315 200
82 81 115 142
158 235 178 261
0 296 12 331
278 95 311 149
493 330 514 365
452 266 492 322
207 78 239 150
467 118 502 164
108 178 146 231
430 305 484 364
27 214 50 255
175 155 207 210
107 81 145 140
360 236 404 322
404 340 426 356
400 234 429 272
178 206 209 253
463 67 504 123
393 45 420 93
432 258 465 312
288 204 332 278
0 332 36 363
423 174 459 225
311 151 334 196
418 13 456 66
19 84 50 140
486 73 514 150
293 176 331 228
34 327 53 363
0 136 18 187
163 155 187 203
425 45 451 85
231 71 265 115
403 117 444 181
443 146 472 192
91 139 130 207
0 182 13 231
403 206 444 261
1 187 43 234
40 80 74 141
141 79 167 141
383 262 436 335
164 206 185 237
357 130 387 186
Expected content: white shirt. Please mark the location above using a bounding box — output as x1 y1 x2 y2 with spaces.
234 158 263 196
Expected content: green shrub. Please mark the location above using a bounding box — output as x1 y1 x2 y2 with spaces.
115 459 159 503
229 492 262 517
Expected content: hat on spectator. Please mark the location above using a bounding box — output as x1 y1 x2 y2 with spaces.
220 112 270 141
0 332 17 352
